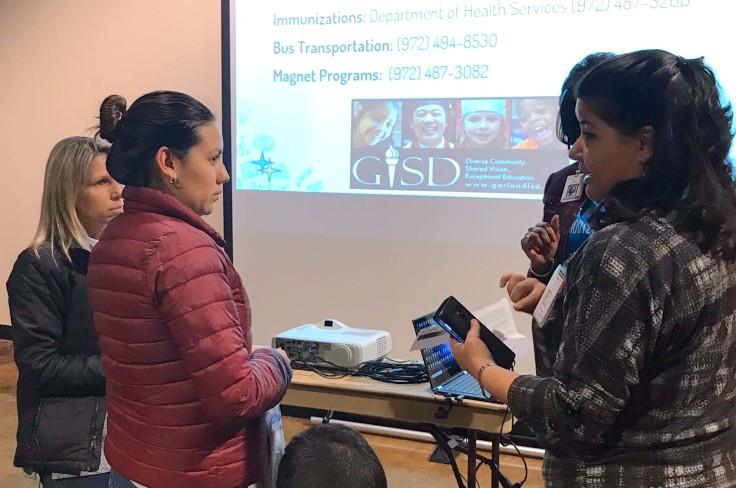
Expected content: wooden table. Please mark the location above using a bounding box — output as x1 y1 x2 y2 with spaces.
282 370 513 488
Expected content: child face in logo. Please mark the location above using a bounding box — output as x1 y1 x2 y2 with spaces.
518 99 558 146
354 102 398 147
464 111 503 147
411 104 447 147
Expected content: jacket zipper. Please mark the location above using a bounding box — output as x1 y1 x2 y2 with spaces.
87 398 101 471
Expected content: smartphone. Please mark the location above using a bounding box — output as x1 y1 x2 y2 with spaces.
433 296 516 370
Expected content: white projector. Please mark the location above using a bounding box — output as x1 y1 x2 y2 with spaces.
272 320 392 368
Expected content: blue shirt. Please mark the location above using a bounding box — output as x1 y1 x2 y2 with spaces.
564 199 598 259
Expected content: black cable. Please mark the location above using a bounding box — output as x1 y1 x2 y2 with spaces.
470 360 526 487
294 355 525 485
383 356 412 363
291 355 429 384
500 433 528 488
461 447 514 488
428 426 467 488
430 425 515 488
472 460 482 488
499 408 528 488
460 469 481 488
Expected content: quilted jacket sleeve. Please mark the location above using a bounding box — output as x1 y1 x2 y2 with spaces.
7 250 105 397
153 242 291 423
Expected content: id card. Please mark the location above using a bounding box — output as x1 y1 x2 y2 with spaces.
560 173 585 203
533 265 566 326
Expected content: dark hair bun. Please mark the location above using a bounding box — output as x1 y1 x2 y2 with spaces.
100 90 215 187
98 95 127 143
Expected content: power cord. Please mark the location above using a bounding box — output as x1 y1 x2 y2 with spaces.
429 425 520 488
290 355 429 384
474 360 527 487
498 405 528 488
294 355 527 486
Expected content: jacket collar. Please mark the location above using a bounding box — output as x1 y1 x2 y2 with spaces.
121 186 226 247
68 247 90 274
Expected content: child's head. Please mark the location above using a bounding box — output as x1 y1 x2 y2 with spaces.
517 98 558 146
277 424 387 488
353 101 399 148
461 99 507 147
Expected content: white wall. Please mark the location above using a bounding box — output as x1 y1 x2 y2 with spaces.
0 0 537 374
0 0 223 324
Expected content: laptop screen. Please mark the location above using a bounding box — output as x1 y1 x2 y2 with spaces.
412 314 462 388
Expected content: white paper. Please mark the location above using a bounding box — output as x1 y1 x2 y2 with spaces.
474 298 533 360
409 324 450 351
474 298 522 340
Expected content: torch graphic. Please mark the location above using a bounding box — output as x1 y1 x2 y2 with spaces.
385 146 399 188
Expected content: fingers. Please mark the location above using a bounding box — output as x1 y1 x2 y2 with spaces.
551 214 561 240
508 277 542 303
501 274 525 296
499 272 524 288
450 321 493 373
467 319 481 341
521 224 544 249
499 273 512 287
513 291 539 313
529 230 548 249
449 336 461 356
532 222 557 249
508 278 535 303
522 223 557 250
512 281 545 313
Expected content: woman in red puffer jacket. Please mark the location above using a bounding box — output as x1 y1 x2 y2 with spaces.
87 92 292 488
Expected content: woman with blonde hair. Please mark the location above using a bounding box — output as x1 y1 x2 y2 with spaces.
7 136 124 487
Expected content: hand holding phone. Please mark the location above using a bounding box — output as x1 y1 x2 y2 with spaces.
433 296 516 370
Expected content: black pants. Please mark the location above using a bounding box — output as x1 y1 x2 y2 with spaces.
41 473 110 488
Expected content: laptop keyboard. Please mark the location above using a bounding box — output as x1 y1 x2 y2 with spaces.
442 371 492 399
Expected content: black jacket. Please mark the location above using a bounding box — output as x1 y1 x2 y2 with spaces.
528 163 587 284
6 244 106 475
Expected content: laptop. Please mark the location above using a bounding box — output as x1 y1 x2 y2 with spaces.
412 313 496 402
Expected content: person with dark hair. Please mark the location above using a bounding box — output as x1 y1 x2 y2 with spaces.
7 137 123 487
87 91 292 488
352 100 400 150
403 100 454 148
277 424 387 488
501 53 614 318
452 50 736 486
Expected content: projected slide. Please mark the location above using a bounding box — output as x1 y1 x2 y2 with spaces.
231 0 726 199
348 97 563 195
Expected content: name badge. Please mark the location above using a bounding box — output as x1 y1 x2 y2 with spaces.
533 265 566 326
560 173 585 203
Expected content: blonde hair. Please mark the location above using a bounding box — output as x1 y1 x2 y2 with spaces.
31 136 111 261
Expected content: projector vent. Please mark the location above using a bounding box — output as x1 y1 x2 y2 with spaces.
377 336 387 356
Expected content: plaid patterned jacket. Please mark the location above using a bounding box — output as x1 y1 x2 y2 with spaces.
508 213 736 487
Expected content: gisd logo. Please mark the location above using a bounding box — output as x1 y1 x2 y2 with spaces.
351 146 461 189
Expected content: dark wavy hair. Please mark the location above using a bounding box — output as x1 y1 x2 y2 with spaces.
97 91 215 187
577 49 736 258
277 424 387 488
557 52 614 146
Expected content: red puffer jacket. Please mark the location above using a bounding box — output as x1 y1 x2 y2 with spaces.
88 186 292 488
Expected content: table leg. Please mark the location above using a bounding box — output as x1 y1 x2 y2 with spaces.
467 430 477 487
491 435 500 488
